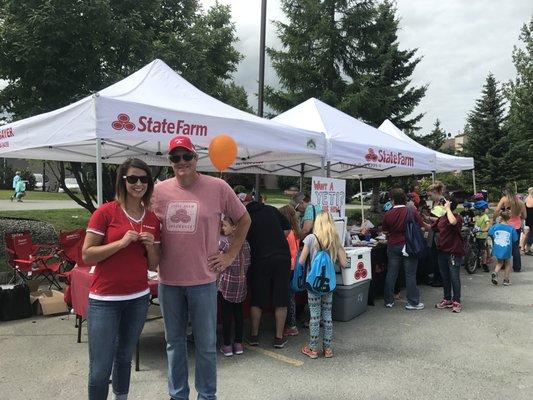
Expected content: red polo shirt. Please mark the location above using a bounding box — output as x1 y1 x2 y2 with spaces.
86 201 161 299
382 205 424 246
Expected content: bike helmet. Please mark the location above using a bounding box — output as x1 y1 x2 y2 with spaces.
383 201 393 212
463 201 473 209
474 200 489 210
472 192 484 201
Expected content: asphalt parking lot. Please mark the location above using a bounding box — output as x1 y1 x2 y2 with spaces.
1 257 532 400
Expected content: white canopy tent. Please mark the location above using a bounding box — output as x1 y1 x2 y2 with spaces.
272 98 437 179
378 119 474 172
378 119 476 192
0 59 327 204
270 98 438 219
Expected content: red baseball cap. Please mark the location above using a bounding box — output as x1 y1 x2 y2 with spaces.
168 136 196 154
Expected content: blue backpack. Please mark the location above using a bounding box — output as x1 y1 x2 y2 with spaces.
405 207 427 257
290 251 307 292
305 235 336 294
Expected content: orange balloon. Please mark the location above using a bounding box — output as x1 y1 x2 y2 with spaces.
208 134 238 172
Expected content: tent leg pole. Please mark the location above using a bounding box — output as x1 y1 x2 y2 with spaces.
321 157 326 177
472 170 477 194
431 171 436 184
359 175 364 221
96 138 103 207
299 163 305 192
326 161 331 178
254 174 260 202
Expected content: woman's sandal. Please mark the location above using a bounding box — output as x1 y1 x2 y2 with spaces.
301 345 318 359
323 348 334 358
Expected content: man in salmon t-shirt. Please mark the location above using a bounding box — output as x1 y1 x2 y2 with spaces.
152 136 251 400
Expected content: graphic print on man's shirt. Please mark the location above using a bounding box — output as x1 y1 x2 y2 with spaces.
166 201 198 233
493 230 511 247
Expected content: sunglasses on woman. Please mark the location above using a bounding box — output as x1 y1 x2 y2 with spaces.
123 175 150 184
169 152 195 163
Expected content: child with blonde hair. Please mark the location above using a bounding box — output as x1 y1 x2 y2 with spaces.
489 210 519 286
299 211 347 359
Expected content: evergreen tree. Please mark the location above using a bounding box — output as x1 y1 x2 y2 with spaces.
503 17 533 184
416 119 448 151
266 0 426 131
463 73 509 189
341 0 427 129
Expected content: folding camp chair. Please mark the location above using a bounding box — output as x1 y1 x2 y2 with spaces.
53 229 88 276
4 231 62 290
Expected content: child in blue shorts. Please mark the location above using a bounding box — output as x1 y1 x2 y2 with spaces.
488 211 519 286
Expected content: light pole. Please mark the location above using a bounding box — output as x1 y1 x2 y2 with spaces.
254 0 267 201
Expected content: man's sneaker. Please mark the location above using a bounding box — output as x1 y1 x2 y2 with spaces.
233 343 244 355
482 264 489 272
283 326 299 337
273 337 287 349
452 301 462 313
405 303 425 310
385 302 395 308
220 345 233 357
502 279 511 286
246 335 259 346
435 299 453 309
491 272 498 286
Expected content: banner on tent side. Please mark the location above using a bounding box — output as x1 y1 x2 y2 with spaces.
311 176 346 218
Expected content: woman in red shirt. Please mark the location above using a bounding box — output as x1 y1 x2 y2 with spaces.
433 200 464 313
82 158 160 400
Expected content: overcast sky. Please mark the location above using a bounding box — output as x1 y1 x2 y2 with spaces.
202 0 532 136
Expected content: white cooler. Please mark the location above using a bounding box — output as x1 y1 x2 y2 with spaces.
336 247 372 286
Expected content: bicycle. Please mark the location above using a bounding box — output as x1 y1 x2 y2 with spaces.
463 225 483 274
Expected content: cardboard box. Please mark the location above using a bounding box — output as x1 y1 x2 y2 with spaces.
30 289 69 315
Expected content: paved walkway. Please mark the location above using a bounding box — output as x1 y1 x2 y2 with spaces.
0 199 84 211
1 257 532 399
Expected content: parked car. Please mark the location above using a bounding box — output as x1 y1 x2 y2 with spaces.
33 173 49 191
58 178 81 193
352 191 371 201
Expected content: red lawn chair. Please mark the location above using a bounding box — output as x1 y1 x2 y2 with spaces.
4 231 62 290
54 229 88 272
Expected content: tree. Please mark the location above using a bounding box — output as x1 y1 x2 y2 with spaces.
266 0 426 130
416 119 448 151
266 1 427 213
0 0 248 212
462 73 509 189
503 17 533 185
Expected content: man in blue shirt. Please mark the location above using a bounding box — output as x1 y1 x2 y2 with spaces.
290 192 322 240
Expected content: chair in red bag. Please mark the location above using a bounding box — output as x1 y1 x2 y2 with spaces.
4 231 62 290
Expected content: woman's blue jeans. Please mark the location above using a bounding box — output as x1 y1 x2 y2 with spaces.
87 294 149 400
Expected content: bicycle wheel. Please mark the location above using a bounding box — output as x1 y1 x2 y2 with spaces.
465 240 477 274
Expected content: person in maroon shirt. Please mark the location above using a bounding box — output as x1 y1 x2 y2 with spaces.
433 200 465 313
382 188 427 310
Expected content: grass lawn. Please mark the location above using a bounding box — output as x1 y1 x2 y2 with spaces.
0 189 72 200
0 209 91 233
261 189 292 204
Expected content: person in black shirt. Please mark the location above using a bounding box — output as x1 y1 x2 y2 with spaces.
242 195 291 349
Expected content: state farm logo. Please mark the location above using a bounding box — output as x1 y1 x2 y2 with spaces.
110 113 208 136
364 147 414 167
112 114 136 131
365 148 378 162
170 208 191 224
